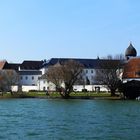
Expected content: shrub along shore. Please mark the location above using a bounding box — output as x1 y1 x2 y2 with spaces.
0 92 123 100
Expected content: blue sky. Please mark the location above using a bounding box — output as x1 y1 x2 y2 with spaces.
0 0 140 62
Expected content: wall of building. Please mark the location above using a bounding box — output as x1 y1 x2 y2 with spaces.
19 75 41 86
73 85 109 92
11 85 38 92
40 67 47 75
21 85 38 92
37 79 56 91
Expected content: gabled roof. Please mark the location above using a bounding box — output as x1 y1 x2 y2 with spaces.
3 60 44 71
0 60 7 69
21 60 44 70
39 73 47 79
3 63 21 71
43 58 122 69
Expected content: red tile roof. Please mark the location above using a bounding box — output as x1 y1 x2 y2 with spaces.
123 58 140 79
0 60 7 69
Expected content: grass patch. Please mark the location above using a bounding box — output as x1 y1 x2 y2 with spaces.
70 92 111 97
0 91 121 100
27 91 112 97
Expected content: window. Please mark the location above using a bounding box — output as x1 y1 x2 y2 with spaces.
86 70 88 73
20 76 23 80
43 80 46 84
25 76 28 80
91 70 93 73
32 76 34 80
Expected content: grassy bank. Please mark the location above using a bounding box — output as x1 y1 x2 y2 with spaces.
0 91 122 100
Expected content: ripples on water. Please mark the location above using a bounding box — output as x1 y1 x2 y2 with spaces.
0 99 139 140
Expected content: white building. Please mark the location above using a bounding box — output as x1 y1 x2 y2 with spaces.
2 60 44 92
38 58 121 92
1 58 121 92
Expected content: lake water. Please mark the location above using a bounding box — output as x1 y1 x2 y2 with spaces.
0 99 139 140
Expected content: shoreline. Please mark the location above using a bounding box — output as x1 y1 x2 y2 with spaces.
0 91 126 100
0 94 123 100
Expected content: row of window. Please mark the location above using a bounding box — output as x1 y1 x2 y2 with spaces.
85 70 94 74
20 70 94 80
21 76 35 80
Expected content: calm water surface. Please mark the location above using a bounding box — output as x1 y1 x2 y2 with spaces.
0 99 139 140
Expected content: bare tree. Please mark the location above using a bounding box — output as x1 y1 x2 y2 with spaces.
115 54 125 60
46 60 84 98
61 60 84 97
46 63 63 93
102 54 125 60
94 57 122 96
0 70 19 95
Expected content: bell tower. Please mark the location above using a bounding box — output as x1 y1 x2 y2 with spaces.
125 42 137 60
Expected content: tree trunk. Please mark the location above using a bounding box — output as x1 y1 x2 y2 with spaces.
110 89 116 96
60 92 70 99
58 88 70 99
63 93 70 99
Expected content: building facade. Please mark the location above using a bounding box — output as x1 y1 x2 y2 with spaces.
1 43 136 92
38 58 121 92
1 60 44 92
122 43 139 82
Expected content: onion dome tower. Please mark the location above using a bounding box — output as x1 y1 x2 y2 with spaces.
125 42 137 60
